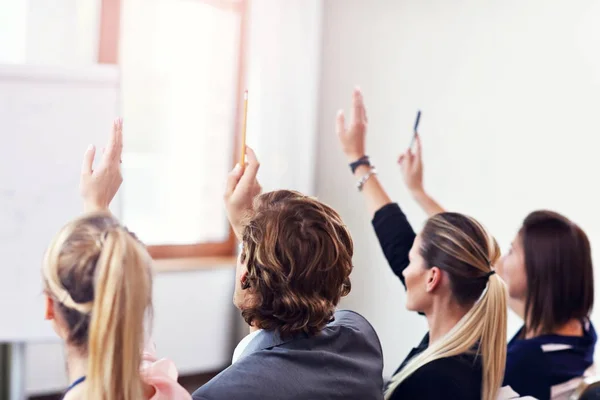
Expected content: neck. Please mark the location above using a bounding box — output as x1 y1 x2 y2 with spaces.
526 318 583 339
426 299 469 344
65 345 88 383
249 324 260 334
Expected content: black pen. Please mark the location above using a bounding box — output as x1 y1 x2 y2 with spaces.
409 110 421 149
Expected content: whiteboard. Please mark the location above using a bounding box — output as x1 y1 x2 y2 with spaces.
0 64 120 342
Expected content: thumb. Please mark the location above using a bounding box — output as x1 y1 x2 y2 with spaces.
336 110 346 137
81 145 96 175
398 153 406 165
225 163 244 198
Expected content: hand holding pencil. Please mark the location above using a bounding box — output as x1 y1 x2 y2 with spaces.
225 89 261 239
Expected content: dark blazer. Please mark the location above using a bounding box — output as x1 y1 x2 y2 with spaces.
192 310 384 400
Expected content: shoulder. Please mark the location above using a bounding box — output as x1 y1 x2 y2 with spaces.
505 339 549 398
506 338 547 372
390 358 481 400
415 356 481 380
330 310 383 353
192 361 276 399
62 387 86 400
332 310 376 333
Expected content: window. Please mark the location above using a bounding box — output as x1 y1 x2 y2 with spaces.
0 0 102 66
0 0 244 259
120 0 246 259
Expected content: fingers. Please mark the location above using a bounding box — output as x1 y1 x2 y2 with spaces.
414 133 422 161
227 147 261 206
336 110 346 137
81 145 96 176
225 164 244 198
352 88 367 127
239 147 260 187
232 147 261 196
357 87 368 123
104 118 123 163
399 148 414 166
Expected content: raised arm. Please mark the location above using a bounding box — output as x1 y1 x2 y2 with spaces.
335 89 392 218
398 133 445 217
80 119 124 213
335 89 415 284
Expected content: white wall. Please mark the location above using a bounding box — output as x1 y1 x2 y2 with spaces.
317 0 600 377
0 0 28 63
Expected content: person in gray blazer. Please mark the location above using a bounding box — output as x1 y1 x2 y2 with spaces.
193 147 384 400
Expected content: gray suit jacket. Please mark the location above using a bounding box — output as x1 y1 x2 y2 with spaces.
192 310 384 400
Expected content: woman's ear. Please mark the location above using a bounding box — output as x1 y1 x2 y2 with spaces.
45 294 55 321
426 266 443 293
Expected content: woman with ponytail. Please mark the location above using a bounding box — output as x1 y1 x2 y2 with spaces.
377 105 596 399
42 120 190 400
336 89 507 400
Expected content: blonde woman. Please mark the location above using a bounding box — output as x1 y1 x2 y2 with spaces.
336 90 507 400
43 120 190 399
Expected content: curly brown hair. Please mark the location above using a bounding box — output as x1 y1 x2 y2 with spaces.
240 190 353 338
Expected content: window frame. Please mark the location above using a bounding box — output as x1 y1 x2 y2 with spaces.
100 0 247 260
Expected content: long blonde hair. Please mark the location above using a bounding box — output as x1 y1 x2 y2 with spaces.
385 213 507 400
43 212 152 400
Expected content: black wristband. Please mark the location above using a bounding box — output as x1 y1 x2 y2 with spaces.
349 156 370 174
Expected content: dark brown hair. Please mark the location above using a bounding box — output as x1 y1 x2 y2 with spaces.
521 210 594 336
240 190 353 338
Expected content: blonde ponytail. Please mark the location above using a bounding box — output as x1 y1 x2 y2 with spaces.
385 213 507 400
479 274 507 400
86 228 151 400
42 213 153 400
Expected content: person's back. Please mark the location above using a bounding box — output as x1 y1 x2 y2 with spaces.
194 153 385 399
193 310 383 400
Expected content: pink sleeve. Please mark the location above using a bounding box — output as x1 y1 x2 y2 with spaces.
141 341 192 400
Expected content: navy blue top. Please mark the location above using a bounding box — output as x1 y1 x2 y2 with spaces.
504 321 597 400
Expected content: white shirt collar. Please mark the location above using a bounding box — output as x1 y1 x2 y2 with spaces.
232 329 263 364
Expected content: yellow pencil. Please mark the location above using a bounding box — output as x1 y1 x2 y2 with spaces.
240 90 248 167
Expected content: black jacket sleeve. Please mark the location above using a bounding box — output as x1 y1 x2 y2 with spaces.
372 203 417 288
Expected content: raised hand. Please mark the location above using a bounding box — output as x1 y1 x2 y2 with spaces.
398 133 424 194
80 119 124 213
224 146 262 239
399 133 445 216
336 88 368 162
